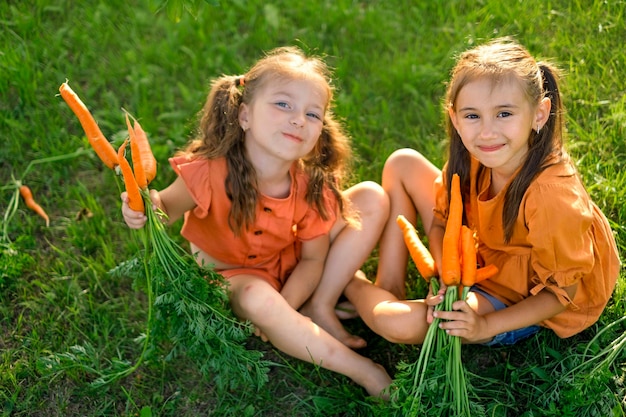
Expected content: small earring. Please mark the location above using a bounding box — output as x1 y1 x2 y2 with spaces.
536 124 541 134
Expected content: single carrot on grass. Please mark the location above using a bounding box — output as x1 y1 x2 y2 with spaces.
19 185 50 227
441 173 462 286
396 214 437 280
118 139 144 213
59 82 119 170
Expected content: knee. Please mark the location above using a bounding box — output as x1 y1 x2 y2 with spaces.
352 181 389 221
383 148 426 177
371 313 426 345
231 280 280 323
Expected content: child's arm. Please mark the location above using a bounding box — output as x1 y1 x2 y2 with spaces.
279 234 330 311
436 284 578 343
156 176 196 225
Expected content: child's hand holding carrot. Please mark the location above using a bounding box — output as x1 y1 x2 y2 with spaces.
433 298 491 343
121 191 148 229
121 189 163 229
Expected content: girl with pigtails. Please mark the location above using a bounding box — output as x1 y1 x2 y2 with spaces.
122 46 392 397
345 38 619 347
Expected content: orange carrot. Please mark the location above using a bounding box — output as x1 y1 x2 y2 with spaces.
441 173 462 286
460 225 477 287
126 113 147 190
476 264 499 283
19 185 50 227
132 118 157 185
59 82 119 170
396 215 437 280
118 139 144 213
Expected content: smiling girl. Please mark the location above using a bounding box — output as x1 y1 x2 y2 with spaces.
121 46 391 396
344 38 620 346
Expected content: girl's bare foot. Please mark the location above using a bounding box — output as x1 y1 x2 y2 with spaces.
300 302 367 349
358 363 393 400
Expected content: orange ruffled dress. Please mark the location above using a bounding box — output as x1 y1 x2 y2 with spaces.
434 155 620 338
170 156 338 291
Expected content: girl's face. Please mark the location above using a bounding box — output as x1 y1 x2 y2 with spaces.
449 77 549 181
238 77 327 166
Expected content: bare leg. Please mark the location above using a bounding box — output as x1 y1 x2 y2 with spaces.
301 181 388 349
229 275 392 397
375 149 440 299
345 270 430 344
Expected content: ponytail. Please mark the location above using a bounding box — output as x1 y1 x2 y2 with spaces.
502 63 565 242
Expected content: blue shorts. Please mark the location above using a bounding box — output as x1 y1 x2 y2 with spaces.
470 286 541 347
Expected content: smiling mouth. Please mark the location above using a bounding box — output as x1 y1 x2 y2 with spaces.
283 132 303 142
479 144 504 152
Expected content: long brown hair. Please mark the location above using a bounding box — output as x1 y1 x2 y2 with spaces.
179 46 352 234
444 37 565 242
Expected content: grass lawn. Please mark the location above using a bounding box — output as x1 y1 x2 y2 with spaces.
1 0 624 416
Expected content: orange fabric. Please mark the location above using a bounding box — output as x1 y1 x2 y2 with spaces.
434 155 620 338
170 156 338 291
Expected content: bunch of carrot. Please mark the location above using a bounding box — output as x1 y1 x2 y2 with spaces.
394 173 497 415
56 81 268 390
58 82 155 213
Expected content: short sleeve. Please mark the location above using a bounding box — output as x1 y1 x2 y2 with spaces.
169 156 215 218
525 181 595 306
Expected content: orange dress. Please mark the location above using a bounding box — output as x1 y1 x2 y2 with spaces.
170 156 338 291
434 155 620 338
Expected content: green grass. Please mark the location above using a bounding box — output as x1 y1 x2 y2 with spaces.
1 0 625 415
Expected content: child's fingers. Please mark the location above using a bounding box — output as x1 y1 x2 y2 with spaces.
253 326 269 342
120 192 147 229
425 292 444 306
426 306 436 324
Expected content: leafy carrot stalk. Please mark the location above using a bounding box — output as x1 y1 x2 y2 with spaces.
404 275 444 413
397 173 473 415
131 117 157 185
396 214 437 280
58 82 119 170
440 173 470 416
117 139 144 213
125 113 148 190
441 173 462 286
19 185 50 227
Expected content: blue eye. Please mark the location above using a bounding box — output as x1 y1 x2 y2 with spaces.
276 101 289 109
464 113 479 119
498 111 512 118
307 112 322 120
